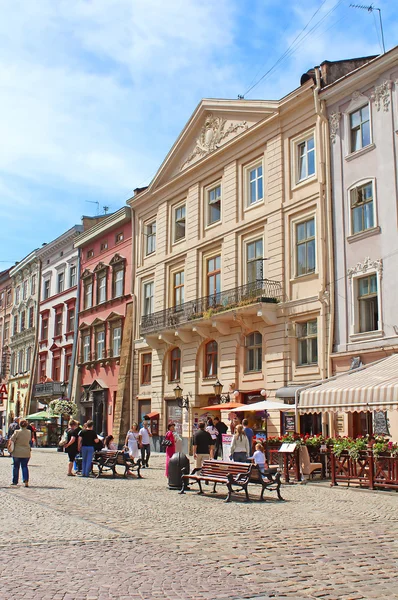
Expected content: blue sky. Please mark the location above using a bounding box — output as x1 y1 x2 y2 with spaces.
0 0 396 269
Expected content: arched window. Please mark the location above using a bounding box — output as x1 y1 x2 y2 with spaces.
205 341 218 378
245 332 262 372
170 347 181 382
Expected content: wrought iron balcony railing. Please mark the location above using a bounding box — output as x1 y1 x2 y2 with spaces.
140 279 282 336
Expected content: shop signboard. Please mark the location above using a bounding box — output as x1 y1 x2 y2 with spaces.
373 411 390 436
222 434 233 461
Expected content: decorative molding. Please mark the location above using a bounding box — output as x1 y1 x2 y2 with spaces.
109 253 125 267
372 80 392 112
347 256 383 279
181 113 248 170
329 112 341 143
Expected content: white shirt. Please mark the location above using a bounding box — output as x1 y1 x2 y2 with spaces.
252 450 266 467
206 426 218 440
140 427 151 445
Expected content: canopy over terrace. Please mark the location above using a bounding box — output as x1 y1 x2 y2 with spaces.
299 354 398 414
234 400 292 412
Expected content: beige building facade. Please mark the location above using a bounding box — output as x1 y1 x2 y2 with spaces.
128 80 334 448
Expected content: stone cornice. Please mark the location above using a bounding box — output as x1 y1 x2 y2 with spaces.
37 226 83 260
74 207 131 249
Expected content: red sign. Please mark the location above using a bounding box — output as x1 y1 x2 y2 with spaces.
0 384 7 398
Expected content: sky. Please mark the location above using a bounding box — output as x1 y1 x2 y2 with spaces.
0 0 397 269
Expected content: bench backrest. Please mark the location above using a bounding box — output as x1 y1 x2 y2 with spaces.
200 460 252 478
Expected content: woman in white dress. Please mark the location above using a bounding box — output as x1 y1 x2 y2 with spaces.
124 423 141 459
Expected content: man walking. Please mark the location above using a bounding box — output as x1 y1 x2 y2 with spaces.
242 419 254 454
78 420 100 477
193 422 213 468
139 421 152 468
213 416 228 459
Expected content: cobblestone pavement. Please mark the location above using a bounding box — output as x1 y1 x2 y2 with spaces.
0 450 397 600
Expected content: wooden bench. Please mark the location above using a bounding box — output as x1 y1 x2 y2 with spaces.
92 450 142 479
180 460 253 502
249 465 284 501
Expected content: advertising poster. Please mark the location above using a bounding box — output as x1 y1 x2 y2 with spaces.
222 434 233 461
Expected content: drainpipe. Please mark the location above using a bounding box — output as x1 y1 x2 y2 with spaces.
314 67 335 435
67 248 81 401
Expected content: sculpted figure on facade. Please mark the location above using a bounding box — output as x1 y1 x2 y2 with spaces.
328 112 341 143
372 80 392 112
347 257 383 279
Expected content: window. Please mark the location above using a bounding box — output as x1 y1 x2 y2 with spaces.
87 249 94 259
98 273 107 303
13 316 18 335
26 347 32 372
28 306 34 329
207 255 221 299
23 281 27 300
115 232 124 243
43 280 50 300
174 204 186 242
10 352 16 376
96 330 105 360
54 311 63 337
84 281 93 309
31 275 36 295
297 320 318 366
57 271 65 294
0 291 3 308
297 136 315 182
245 332 262 372
65 353 72 382
100 241 108 251
170 347 181 382
15 286 20 303
141 353 152 384
7 290 11 305
173 271 184 309
39 358 46 380
112 326 122 357
247 239 263 284
4 320 9 342
20 311 25 332
67 307 75 332
83 334 90 363
18 349 24 373
52 356 61 381
350 182 374 235
70 265 77 288
145 222 156 256
296 218 315 276
358 274 378 333
113 268 124 298
247 163 263 206
207 184 221 225
204 341 218 378
143 281 154 315
41 316 49 341
350 105 370 153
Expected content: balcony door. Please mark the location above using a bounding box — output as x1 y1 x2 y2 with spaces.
206 255 221 307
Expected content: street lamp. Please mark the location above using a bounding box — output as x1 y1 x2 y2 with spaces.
173 384 190 410
212 379 239 404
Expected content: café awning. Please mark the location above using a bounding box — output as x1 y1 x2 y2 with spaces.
234 400 293 412
299 354 398 414
146 411 159 418
275 386 303 399
201 402 246 411
25 410 60 421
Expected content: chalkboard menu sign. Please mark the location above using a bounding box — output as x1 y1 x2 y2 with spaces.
373 411 390 436
284 414 296 432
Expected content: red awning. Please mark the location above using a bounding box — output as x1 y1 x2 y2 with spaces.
201 402 246 411
146 411 159 418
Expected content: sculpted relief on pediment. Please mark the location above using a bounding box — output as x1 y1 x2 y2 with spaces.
180 113 248 170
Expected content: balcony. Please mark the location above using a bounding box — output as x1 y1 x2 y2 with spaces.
33 381 66 398
140 280 282 337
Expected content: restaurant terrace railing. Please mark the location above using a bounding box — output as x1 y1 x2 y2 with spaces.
140 279 283 336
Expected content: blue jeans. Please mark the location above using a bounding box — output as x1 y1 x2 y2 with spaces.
12 457 30 484
232 452 247 463
81 446 94 477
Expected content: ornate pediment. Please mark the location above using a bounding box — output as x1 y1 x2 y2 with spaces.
81 268 92 279
93 261 108 273
347 256 383 279
109 253 125 267
180 113 248 170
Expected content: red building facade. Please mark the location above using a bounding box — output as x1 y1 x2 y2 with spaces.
73 208 132 436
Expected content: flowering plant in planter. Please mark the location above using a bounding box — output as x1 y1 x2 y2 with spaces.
372 439 398 459
332 436 368 460
49 398 78 418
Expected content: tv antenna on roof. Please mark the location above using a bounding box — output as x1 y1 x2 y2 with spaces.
85 200 100 215
103 206 109 215
350 4 385 54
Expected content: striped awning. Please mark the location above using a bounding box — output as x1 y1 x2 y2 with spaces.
299 354 398 414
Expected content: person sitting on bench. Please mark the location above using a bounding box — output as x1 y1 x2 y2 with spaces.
251 443 268 475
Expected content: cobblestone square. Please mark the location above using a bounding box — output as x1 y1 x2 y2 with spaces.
0 450 397 600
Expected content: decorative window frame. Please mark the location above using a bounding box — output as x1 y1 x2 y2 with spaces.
143 218 157 257
109 254 126 299
168 262 186 310
94 262 109 305
243 233 265 285
169 346 181 383
141 351 152 385
142 278 155 317
344 91 374 160
346 178 380 242
244 331 263 374
243 157 265 210
204 179 222 229
204 340 218 379
290 128 316 189
290 211 317 280
172 200 187 245
347 257 383 341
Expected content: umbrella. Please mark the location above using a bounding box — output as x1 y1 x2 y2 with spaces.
201 402 246 411
233 400 293 412
25 410 60 421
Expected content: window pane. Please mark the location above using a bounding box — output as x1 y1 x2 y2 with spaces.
297 223 306 242
361 105 369 122
307 148 315 176
297 244 306 276
351 128 360 152
257 176 263 200
352 206 363 234
369 274 377 294
250 180 256 203
350 110 361 128
363 202 374 230
358 278 369 297
306 219 315 238
307 239 316 273
362 120 370 148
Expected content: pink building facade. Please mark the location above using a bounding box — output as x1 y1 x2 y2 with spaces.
74 208 132 436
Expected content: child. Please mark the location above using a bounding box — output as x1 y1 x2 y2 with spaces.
252 442 268 474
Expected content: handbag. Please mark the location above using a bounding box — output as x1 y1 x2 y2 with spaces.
7 439 14 453
59 429 69 448
162 438 172 448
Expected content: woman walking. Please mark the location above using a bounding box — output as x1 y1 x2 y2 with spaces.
164 423 176 477
63 419 80 477
10 419 31 486
78 420 100 478
230 424 250 463
125 423 141 460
